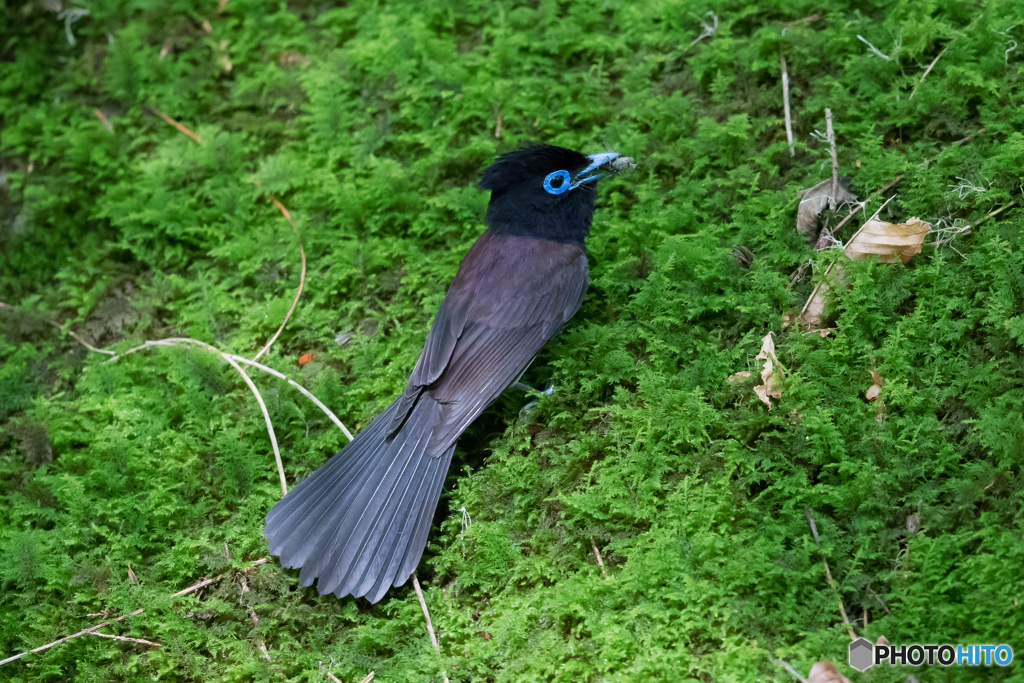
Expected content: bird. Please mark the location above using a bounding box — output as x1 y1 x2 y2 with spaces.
264 144 624 603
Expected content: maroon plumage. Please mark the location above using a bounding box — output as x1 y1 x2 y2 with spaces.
264 145 617 602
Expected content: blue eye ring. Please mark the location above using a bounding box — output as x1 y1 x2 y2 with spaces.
543 170 571 195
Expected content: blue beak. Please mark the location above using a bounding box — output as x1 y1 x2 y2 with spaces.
570 152 621 189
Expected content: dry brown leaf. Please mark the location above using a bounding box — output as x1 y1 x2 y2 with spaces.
846 217 930 263
865 370 883 401
278 50 311 67
727 370 752 383
796 179 858 239
753 332 783 409
876 635 890 646
807 660 852 683
128 563 139 585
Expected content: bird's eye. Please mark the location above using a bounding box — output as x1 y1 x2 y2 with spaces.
543 170 571 195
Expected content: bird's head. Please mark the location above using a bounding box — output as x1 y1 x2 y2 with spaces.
480 144 625 244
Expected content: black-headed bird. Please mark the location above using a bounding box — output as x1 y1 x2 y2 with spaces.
264 145 624 603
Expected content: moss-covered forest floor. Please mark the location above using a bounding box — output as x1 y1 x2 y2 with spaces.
2 0 1023 681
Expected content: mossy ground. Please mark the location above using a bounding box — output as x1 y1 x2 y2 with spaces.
2 0 1023 681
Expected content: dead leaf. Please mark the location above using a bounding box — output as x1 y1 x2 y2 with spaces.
807 661 852 683
727 370 752 383
845 217 930 264
128 563 139 585
797 178 858 239
906 514 920 534
298 352 314 365
218 39 232 72
753 332 783 409
865 370 883 401
278 50 310 67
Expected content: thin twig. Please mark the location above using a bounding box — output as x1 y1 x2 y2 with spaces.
825 109 839 210
412 574 439 649
773 659 810 683
0 559 268 667
590 537 608 579
327 674 342 683
106 338 288 495
800 194 897 321
89 631 162 647
804 509 856 641
412 574 450 683
866 586 892 615
145 105 201 142
0 301 116 356
358 672 375 683
909 45 947 100
104 337 355 485
781 54 795 156
106 338 352 440
252 197 307 362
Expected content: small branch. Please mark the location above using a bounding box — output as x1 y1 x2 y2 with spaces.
781 55 795 157
145 105 201 143
94 109 113 132
0 559 268 667
105 338 353 441
412 574 439 649
358 673 375 683
590 537 608 579
494 112 502 138
805 509 856 641
857 34 890 60
252 197 307 363
773 659 810 683
0 301 115 356
866 586 892 615
412 574 449 683
170 558 269 598
909 45 947 100
222 354 286 495
89 631 162 647
825 109 839 210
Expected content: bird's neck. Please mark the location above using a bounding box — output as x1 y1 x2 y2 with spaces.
485 200 592 245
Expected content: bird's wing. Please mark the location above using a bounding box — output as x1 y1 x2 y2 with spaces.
388 230 587 445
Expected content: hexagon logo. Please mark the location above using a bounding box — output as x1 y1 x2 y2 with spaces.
849 637 874 671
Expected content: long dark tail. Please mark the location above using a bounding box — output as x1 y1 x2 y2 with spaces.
264 398 454 603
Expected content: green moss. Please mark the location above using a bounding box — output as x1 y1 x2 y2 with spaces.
2 0 1023 680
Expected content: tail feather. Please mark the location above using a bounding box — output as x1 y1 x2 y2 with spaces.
264 397 453 603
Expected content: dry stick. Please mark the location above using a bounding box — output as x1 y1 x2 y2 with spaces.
909 45 948 101
358 672 375 683
411 574 450 683
590 537 608 579
866 586 892 615
108 338 289 496
804 509 856 641
89 631 162 647
146 104 201 142
0 301 115 356
781 55 795 157
104 338 352 440
773 659 810 683
252 197 307 363
0 559 269 667
825 109 839 210
225 341 287 496
806 126 985 262
799 194 898 321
